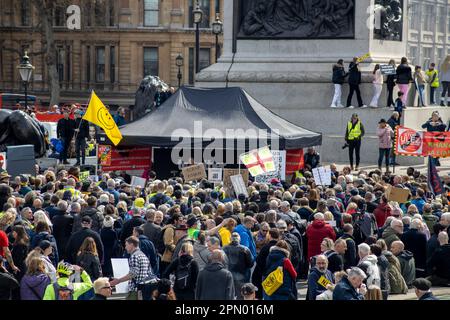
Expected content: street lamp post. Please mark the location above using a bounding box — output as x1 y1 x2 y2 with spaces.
212 13 223 63
193 1 203 74
176 54 184 88
17 51 34 111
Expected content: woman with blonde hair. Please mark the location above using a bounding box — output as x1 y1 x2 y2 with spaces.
33 210 52 228
76 237 102 281
162 242 199 300
439 55 450 106
218 218 237 247
25 240 57 282
20 257 51 300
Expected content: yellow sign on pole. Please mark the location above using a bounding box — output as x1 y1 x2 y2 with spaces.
357 52 371 63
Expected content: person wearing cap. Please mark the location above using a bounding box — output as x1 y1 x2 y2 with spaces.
92 277 112 300
241 283 258 300
56 109 75 165
65 215 104 264
412 278 438 300
345 113 365 172
74 108 90 166
43 261 93 300
233 216 257 261
377 118 394 173
186 214 201 241
18 175 32 197
223 232 254 299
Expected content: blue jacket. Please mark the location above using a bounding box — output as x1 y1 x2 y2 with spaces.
105 188 120 205
307 267 334 300
263 246 297 300
233 224 256 261
333 277 364 300
138 235 159 275
419 292 438 300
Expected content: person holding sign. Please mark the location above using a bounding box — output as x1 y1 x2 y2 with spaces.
307 254 334 300
346 57 367 109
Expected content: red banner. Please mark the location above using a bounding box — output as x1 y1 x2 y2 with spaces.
395 126 450 158
101 146 152 172
286 149 304 174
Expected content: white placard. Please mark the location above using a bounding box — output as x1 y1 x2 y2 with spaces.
312 166 332 186
230 174 249 198
208 168 223 182
111 258 130 294
131 176 147 188
255 150 286 184
0 152 6 170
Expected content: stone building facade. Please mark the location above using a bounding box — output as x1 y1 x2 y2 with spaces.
0 0 223 106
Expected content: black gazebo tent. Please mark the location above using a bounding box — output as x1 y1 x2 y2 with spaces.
118 86 321 149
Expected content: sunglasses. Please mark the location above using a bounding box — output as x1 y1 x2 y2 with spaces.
261 229 269 232
102 286 112 290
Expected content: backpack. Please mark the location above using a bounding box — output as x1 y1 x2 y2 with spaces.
156 226 174 255
175 260 192 290
283 233 301 270
53 282 74 300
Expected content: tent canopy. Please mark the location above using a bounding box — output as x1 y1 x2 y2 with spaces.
118 87 321 150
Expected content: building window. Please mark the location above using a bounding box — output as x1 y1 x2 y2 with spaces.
21 0 30 26
189 0 210 28
437 6 446 33
54 5 66 26
215 0 220 14
408 46 418 66
96 47 105 82
95 0 107 26
57 47 65 82
423 4 434 32
408 3 420 30
189 47 194 84
143 47 159 77
86 46 91 82
110 46 115 83
422 47 432 69
199 48 211 72
85 2 92 26
66 47 71 81
109 0 116 26
144 0 159 27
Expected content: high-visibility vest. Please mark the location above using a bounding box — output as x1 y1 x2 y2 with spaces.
425 69 440 88
347 121 362 140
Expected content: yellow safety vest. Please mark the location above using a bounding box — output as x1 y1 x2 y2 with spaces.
347 121 362 140
425 69 440 88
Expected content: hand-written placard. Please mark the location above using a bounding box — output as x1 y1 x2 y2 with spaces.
380 64 396 75
312 166 332 186
182 164 207 182
230 174 249 198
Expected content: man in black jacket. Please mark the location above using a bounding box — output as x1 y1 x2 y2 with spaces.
196 250 235 300
120 208 146 245
346 57 367 109
331 59 348 108
427 231 450 286
65 216 104 264
51 200 74 261
73 196 104 233
223 233 254 299
74 109 90 166
339 224 358 269
56 109 75 164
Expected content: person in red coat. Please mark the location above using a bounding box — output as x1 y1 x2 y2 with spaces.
374 196 392 228
306 213 336 261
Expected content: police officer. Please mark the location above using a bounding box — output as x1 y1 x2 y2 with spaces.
345 113 365 171
425 63 439 105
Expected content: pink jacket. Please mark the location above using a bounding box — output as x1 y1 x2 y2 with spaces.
377 126 393 149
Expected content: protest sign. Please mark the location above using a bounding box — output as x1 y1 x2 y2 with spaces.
182 164 207 181
208 168 223 182
255 150 286 184
385 185 410 203
79 171 90 182
286 149 304 174
223 169 249 197
240 146 275 177
98 145 112 166
230 174 249 198
131 176 147 188
312 166 332 186
380 64 396 75
0 152 6 170
111 259 129 294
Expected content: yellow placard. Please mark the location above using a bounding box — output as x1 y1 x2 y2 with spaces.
357 52 371 63
318 275 332 288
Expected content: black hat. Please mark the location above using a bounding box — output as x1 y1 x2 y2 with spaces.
241 283 258 296
186 215 198 228
412 278 431 291
378 119 387 124
81 215 92 224
39 240 52 251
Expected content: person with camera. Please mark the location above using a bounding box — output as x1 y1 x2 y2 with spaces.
344 113 365 172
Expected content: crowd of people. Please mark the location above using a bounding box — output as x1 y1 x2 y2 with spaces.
331 55 450 109
0 154 449 301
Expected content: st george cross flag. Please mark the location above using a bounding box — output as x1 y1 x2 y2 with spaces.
240 146 276 177
427 156 443 195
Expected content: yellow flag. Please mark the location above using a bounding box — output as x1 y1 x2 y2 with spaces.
83 91 122 146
